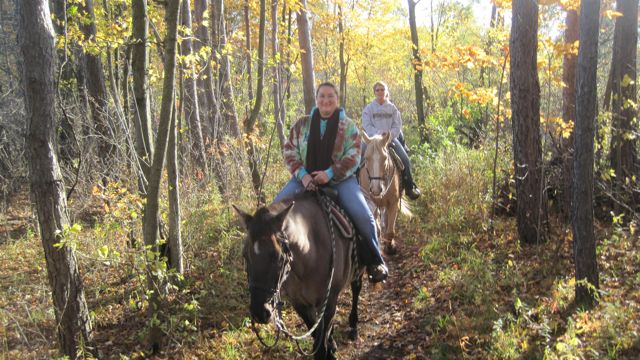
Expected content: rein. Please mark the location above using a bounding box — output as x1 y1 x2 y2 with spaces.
251 192 337 356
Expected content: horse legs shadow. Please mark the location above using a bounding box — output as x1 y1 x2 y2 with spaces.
348 274 363 341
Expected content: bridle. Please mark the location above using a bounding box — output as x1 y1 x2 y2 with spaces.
363 148 396 200
250 192 337 356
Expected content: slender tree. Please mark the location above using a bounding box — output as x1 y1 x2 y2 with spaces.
213 0 241 138
573 0 600 307
408 0 427 144
561 7 579 221
609 0 638 208
78 0 114 174
271 0 286 149
296 0 316 114
167 102 182 273
245 0 266 202
338 4 348 108
142 0 180 351
21 0 93 356
510 0 546 244
131 0 154 191
180 0 208 175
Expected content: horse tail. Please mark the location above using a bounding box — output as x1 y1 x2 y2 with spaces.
400 196 413 217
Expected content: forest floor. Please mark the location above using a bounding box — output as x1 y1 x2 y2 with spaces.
2 183 640 359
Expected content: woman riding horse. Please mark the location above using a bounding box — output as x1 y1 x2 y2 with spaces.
362 81 421 200
273 82 388 283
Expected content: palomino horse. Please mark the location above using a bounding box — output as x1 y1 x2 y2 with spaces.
359 132 412 254
233 192 364 360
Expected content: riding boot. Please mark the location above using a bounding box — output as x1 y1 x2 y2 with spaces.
402 167 421 200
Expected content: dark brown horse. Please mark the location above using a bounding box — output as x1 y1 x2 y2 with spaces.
233 192 364 360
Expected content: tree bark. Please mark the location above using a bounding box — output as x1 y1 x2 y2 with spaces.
609 0 638 208
408 0 427 144
510 0 546 244
21 0 93 356
296 0 316 114
142 0 180 351
573 0 600 307
132 0 154 191
213 0 241 138
180 0 208 175
560 9 579 222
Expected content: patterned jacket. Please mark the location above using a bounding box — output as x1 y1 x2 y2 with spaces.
283 108 361 184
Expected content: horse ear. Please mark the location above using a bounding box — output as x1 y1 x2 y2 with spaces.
274 202 294 229
361 130 371 144
232 205 253 230
382 131 391 145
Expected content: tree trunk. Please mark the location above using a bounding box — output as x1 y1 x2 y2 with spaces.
272 0 286 149
21 0 93 356
142 0 180 351
408 0 427 144
180 0 208 175
296 0 316 114
167 101 183 273
79 0 114 175
213 0 241 138
132 0 154 191
560 9 579 222
609 0 638 209
573 0 600 308
244 0 253 102
244 0 266 203
510 0 546 244
338 4 348 108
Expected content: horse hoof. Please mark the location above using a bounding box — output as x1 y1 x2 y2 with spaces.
347 328 358 341
385 243 397 255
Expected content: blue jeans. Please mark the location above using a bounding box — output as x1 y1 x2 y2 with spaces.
273 176 384 266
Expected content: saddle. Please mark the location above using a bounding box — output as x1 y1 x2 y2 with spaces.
318 187 355 239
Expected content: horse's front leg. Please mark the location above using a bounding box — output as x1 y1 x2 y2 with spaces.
320 295 339 360
383 203 399 255
348 272 363 340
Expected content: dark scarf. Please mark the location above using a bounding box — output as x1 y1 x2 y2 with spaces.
306 108 340 174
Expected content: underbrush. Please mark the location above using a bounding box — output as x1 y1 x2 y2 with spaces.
411 144 640 359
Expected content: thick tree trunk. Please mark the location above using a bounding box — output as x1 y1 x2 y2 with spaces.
142 0 180 351
573 0 600 307
132 0 154 190
609 0 638 208
180 0 208 175
408 0 427 144
560 9 579 222
213 0 241 138
21 0 93 356
296 0 316 114
510 0 546 244
272 0 286 149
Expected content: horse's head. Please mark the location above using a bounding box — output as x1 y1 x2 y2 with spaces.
233 203 294 324
362 131 393 197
